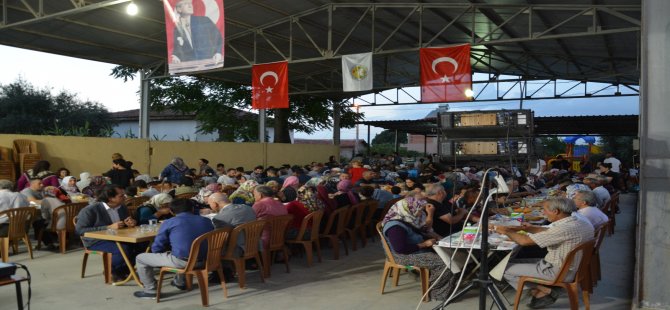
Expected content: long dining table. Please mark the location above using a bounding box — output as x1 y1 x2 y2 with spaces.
84 226 159 287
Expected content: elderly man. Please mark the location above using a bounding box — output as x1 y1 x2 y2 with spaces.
573 190 609 229
133 199 214 299
210 193 256 250
494 197 594 309
583 176 610 208
0 179 29 237
76 185 138 281
425 183 467 237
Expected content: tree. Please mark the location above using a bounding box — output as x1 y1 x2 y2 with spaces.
0 79 114 136
371 129 408 145
536 136 567 157
111 66 363 142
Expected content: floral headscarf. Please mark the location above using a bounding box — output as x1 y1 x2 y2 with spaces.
229 179 258 206
145 193 172 208
381 196 429 229
82 176 107 198
336 180 358 205
566 183 590 199
297 185 325 212
60 176 79 194
193 183 221 204
282 176 300 190
305 177 324 189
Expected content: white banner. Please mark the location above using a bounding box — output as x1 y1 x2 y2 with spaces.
342 52 373 92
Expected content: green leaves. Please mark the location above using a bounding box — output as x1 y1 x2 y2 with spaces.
110 65 364 143
0 79 115 137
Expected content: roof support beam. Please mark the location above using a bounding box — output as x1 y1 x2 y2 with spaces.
0 0 130 30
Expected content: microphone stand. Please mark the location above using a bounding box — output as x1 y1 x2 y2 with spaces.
434 175 508 310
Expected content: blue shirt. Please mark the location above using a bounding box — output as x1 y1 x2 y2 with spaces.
151 213 214 261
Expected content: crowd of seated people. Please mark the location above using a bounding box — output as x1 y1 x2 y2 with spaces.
0 151 625 306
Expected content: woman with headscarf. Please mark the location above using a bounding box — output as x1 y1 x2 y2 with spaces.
17 160 60 191
77 172 92 192
403 177 425 192
229 179 258 206
38 186 67 249
280 176 300 203
136 193 173 225
381 196 458 301
82 176 107 198
333 179 358 208
59 176 80 195
160 157 190 185
194 183 221 204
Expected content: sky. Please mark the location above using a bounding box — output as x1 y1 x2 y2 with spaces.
0 45 640 141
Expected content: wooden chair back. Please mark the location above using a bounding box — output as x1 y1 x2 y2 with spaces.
544 240 595 285
125 196 150 208
265 215 293 251
0 146 11 162
362 200 380 228
183 227 233 273
51 202 88 233
0 207 34 240
294 209 324 242
0 160 15 181
0 207 34 262
12 139 37 157
175 192 197 199
19 153 42 174
376 222 399 265
224 219 267 259
321 206 349 235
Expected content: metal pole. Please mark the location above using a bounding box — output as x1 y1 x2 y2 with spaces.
139 69 150 139
333 101 341 145
367 124 371 156
259 109 266 143
354 105 360 155
394 129 399 153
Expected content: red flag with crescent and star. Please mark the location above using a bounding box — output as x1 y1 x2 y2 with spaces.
420 44 472 103
252 61 289 109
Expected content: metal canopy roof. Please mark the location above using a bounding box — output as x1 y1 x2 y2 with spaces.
358 115 639 136
0 0 641 98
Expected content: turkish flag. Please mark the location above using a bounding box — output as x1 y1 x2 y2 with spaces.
252 61 289 109
420 44 472 103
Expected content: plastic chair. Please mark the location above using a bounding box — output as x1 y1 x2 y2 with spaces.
261 214 293 277
285 209 324 267
12 139 39 173
319 206 350 260
344 203 367 251
76 216 113 284
376 222 430 302
37 202 87 253
360 200 379 246
221 220 267 289
590 221 610 289
175 192 198 199
0 207 35 262
512 240 596 310
124 196 150 220
156 227 233 306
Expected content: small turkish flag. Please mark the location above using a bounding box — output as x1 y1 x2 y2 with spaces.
420 44 472 103
252 61 289 109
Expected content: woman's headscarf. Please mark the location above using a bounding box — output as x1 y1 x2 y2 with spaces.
566 183 590 199
381 196 429 229
229 179 258 206
77 172 91 191
337 180 358 205
282 176 300 190
60 176 79 194
193 183 220 204
83 176 107 198
297 185 325 212
145 193 172 208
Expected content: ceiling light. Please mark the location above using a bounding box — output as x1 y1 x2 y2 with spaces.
126 2 138 16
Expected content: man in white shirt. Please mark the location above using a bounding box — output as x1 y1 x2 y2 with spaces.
572 190 609 229
530 158 547 177
0 179 29 237
217 168 238 185
603 152 621 173
583 177 610 208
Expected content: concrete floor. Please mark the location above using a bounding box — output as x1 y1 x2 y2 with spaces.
1 194 636 310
